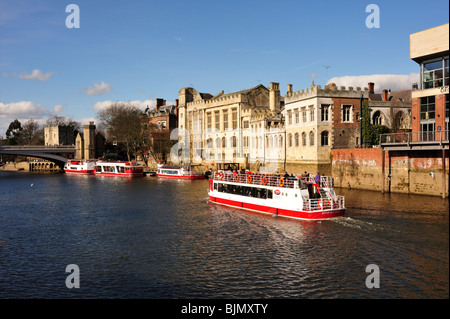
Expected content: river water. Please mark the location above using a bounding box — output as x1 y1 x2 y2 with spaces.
0 172 448 299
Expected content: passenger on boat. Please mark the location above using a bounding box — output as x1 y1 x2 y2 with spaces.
315 172 321 184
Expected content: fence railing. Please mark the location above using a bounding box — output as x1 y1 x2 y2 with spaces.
212 171 334 189
380 130 449 145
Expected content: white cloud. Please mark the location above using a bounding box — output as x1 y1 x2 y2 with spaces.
0 101 50 136
93 99 157 112
53 104 65 114
327 73 419 92
84 82 113 96
17 69 53 81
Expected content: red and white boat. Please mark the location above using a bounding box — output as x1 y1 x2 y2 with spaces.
64 159 96 174
208 164 345 221
156 164 205 180
94 160 144 177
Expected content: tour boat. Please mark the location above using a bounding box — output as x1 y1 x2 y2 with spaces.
64 159 96 174
94 160 144 177
156 164 205 180
208 164 345 221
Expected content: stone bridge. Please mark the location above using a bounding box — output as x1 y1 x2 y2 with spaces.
0 145 75 167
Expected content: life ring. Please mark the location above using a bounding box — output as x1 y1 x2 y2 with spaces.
247 175 252 184
262 176 268 185
235 174 240 182
279 178 285 187
218 172 223 180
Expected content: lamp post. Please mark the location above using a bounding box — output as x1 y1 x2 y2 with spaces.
360 91 363 147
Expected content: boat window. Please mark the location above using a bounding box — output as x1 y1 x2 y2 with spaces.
214 183 218 191
267 190 273 199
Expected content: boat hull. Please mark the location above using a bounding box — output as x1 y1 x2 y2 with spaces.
157 173 205 180
209 195 345 221
64 169 94 174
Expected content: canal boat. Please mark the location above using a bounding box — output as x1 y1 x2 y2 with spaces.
156 164 205 180
208 164 345 221
64 159 96 174
94 160 144 177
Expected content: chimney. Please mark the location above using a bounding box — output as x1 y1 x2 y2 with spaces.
368 82 375 94
287 84 293 94
412 83 418 90
156 98 165 110
269 82 280 112
382 89 388 101
328 83 337 90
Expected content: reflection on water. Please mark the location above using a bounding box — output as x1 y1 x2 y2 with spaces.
0 172 448 298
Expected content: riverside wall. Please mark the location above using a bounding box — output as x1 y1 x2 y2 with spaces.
331 148 449 197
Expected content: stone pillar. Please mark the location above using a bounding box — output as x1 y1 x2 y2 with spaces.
83 122 96 159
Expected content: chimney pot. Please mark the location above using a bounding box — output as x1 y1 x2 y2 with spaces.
368 82 375 94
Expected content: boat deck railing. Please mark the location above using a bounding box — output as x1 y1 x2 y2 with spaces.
303 196 345 211
212 171 334 189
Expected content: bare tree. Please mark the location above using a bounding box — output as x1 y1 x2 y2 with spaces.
46 116 82 132
19 119 44 145
97 103 144 161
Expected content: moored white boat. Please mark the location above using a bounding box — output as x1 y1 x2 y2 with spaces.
156 164 205 180
64 159 96 174
94 160 144 177
208 165 345 221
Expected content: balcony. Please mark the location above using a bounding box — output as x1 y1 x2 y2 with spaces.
380 130 449 150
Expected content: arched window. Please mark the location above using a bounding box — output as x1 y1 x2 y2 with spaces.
295 133 299 147
310 131 314 146
288 133 292 147
302 132 307 146
373 111 382 125
321 131 329 146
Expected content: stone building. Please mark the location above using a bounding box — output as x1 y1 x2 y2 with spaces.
44 125 75 146
367 81 412 132
75 122 105 159
283 82 369 174
176 82 283 170
141 98 178 163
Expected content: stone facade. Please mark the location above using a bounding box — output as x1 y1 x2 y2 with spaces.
44 125 75 146
176 82 283 170
283 82 369 174
75 122 105 159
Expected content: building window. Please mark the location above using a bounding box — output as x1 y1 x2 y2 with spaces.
373 111 382 125
302 132 307 146
295 109 299 124
295 133 299 147
310 131 314 146
223 111 228 130
342 105 352 122
445 94 449 119
302 109 307 123
321 131 329 146
288 133 292 147
420 96 435 120
421 57 449 89
321 105 330 122
215 111 220 130
232 109 237 129
310 106 314 122
207 112 212 131
287 111 292 125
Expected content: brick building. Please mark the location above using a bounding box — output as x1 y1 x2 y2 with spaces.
142 98 178 163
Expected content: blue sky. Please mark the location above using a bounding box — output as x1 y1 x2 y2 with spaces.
0 0 449 135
